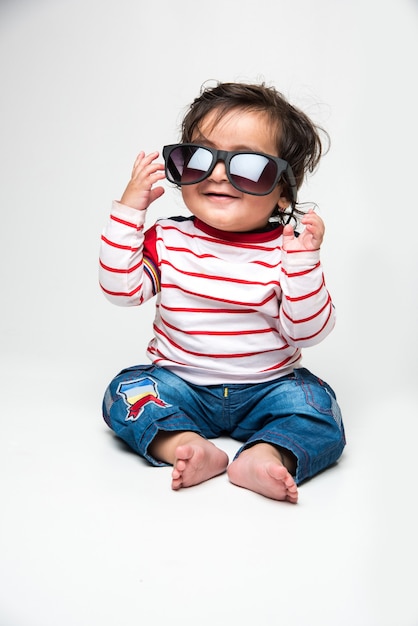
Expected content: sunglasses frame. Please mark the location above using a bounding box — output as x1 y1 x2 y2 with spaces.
163 143 298 203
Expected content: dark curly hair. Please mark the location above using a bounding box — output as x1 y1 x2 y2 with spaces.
180 81 329 223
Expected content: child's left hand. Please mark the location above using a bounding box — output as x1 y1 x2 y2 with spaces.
282 210 325 251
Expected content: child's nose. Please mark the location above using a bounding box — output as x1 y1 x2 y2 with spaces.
208 160 228 182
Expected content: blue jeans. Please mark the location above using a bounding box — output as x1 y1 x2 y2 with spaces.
102 365 345 484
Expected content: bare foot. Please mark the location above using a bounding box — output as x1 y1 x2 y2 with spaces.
172 435 229 490
227 443 298 503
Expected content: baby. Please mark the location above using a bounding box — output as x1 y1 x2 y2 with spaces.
99 81 345 503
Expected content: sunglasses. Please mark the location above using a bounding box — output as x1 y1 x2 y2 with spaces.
163 143 297 202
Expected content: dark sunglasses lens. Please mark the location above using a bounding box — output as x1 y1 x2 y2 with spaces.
166 146 213 185
229 154 278 194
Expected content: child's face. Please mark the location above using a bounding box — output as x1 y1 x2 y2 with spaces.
181 109 289 232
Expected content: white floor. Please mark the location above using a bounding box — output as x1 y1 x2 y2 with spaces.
1 1 418 624
1 353 417 626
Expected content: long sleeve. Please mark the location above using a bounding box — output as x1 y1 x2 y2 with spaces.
278 247 335 347
99 207 336 384
99 201 158 306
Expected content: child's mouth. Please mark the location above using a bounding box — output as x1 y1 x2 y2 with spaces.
205 191 236 199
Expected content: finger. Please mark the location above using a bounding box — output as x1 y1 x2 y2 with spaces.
141 150 161 166
132 150 161 173
300 228 323 248
149 170 166 186
301 212 318 225
133 151 145 170
281 224 296 250
282 224 294 237
149 186 165 204
132 162 165 187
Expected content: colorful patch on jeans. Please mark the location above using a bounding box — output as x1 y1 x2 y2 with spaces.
117 377 171 421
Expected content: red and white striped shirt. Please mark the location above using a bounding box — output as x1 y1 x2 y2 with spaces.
99 201 335 385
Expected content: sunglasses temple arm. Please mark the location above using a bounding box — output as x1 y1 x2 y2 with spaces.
285 165 298 206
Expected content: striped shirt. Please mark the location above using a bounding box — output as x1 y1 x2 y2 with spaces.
99 201 335 385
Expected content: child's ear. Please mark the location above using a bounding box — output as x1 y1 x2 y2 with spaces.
277 194 291 210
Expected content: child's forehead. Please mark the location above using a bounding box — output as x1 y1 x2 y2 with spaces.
191 107 280 155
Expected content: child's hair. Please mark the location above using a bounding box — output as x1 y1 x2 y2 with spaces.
181 81 329 222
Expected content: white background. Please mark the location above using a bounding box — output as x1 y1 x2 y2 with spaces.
1 1 417 625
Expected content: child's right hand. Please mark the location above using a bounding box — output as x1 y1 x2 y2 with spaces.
120 151 166 211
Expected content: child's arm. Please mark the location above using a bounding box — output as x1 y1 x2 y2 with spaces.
279 211 335 347
99 152 164 306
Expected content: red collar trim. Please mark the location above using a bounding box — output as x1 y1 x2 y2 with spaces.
194 218 283 243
